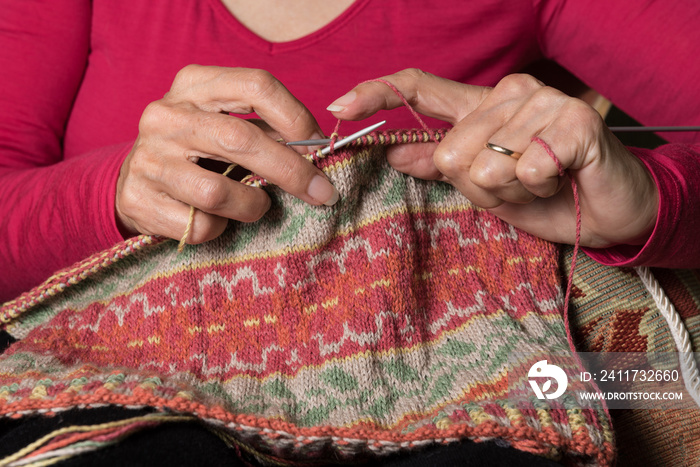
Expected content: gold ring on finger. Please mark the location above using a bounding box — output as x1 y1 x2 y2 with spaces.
484 142 522 160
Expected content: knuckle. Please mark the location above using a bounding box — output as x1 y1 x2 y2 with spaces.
433 148 464 178
196 178 229 212
242 69 279 99
528 86 567 111
139 100 193 136
497 73 543 96
564 99 603 131
515 162 558 197
126 148 153 174
469 165 499 189
139 101 168 133
393 68 432 105
172 64 202 88
515 162 542 187
125 142 161 177
398 67 428 81
137 103 195 154
215 119 257 156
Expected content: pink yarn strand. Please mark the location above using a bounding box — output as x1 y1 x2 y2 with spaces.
329 119 342 154
531 136 581 323
328 78 438 151
361 78 438 144
531 136 611 422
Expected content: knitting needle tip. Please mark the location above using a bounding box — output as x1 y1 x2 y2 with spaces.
318 120 387 156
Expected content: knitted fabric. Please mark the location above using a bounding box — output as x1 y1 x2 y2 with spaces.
0 131 613 466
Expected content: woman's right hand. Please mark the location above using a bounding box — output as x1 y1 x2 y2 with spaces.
116 65 339 244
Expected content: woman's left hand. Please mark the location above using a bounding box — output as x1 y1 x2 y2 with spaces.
327 69 658 249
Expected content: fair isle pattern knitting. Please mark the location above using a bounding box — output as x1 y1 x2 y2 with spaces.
0 132 613 466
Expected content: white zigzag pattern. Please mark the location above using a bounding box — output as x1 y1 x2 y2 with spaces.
385 222 409 249
189 344 287 374
172 266 284 310
414 217 519 250
202 267 278 299
139 311 416 375
428 283 561 335
428 291 488 334
74 293 167 332
414 218 479 249
291 235 396 290
414 219 476 249
311 310 413 357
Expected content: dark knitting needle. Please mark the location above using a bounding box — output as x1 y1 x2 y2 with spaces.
609 126 700 133
286 121 387 153
287 122 697 150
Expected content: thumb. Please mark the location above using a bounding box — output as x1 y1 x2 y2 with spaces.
386 143 445 181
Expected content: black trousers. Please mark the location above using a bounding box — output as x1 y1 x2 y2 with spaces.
0 331 560 466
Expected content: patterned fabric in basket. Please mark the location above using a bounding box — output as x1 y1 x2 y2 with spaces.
564 248 700 467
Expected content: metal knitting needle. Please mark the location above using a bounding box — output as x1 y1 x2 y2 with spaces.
286 120 387 156
285 138 334 146
609 125 700 133
287 122 697 150
285 120 386 146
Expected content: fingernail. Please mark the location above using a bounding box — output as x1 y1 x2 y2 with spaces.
308 174 340 206
326 91 356 113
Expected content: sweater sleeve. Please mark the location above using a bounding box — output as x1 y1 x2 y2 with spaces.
0 1 126 301
534 0 700 268
583 144 700 268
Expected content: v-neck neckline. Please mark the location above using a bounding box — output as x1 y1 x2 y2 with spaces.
206 0 372 55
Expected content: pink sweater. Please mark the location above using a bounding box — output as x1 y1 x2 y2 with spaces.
1 0 699 301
